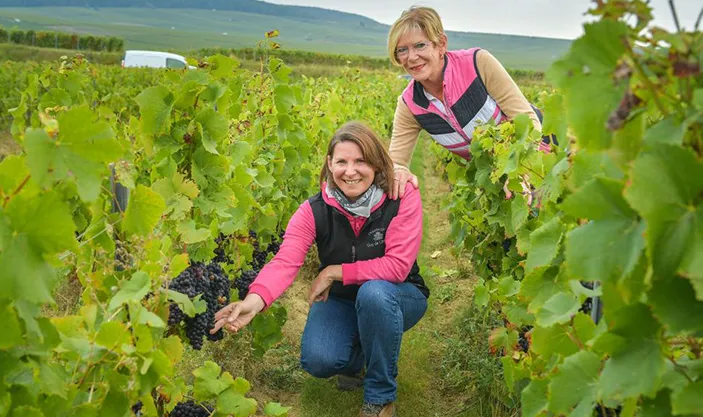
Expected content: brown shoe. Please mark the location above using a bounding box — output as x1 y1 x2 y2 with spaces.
359 402 395 417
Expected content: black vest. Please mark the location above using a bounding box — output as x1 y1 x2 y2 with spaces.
309 193 430 301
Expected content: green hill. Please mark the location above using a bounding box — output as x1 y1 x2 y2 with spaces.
0 1 571 70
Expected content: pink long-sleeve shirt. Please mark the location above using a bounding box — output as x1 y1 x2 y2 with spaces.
248 183 423 307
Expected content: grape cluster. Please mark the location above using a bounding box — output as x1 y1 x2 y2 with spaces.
594 405 622 417
579 281 596 315
131 401 143 416
169 400 213 417
230 230 283 300
168 262 230 350
517 325 532 352
213 233 233 265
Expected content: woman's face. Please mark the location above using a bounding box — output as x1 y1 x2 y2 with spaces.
395 28 446 85
327 141 375 201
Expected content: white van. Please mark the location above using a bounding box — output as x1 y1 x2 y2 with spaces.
121 50 193 69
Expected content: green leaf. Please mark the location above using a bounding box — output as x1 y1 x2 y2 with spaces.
123 185 166 237
167 290 207 317
135 86 175 135
488 327 518 353
547 20 627 150
640 389 672 417
208 54 239 78
4 190 77 254
24 106 123 201
521 378 549 417
37 362 68 399
95 321 131 348
536 292 580 327
598 304 665 400
548 351 600 414
644 116 685 147
531 324 579 359
193 361 230 400
671 380 703 415
10 407 44 417
108 271 151 312
541 93 567 141
525 217 564 272
0 303 23 349
264 402 291 417
216 387 257 416
564 179 645 283
624 145 703 278
195 108 228 155
520 266 569 313
177 220 211 244
649 276 703 335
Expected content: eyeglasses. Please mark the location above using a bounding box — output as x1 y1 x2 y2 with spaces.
395 41 431 59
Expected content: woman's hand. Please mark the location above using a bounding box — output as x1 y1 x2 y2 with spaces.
390 168 419 200
211 294 265 334
307 265 342 307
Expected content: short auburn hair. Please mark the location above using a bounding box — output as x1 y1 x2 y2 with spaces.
387 6 445 67
320 121 394 195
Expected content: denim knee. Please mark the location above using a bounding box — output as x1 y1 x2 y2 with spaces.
356 280 395 313
300 344 345 378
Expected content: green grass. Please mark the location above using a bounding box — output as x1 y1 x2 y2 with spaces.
0 7 571 70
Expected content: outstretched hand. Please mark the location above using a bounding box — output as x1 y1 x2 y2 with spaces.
211 294 265 334
390 168 419 200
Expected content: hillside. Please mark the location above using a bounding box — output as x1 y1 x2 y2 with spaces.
0 1 572 70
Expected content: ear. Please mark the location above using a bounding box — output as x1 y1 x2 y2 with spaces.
438 33 448 55
327 155 333 171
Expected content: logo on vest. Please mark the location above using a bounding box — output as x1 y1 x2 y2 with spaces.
366 228 386 248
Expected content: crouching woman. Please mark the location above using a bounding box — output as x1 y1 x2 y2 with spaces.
211 121 429 417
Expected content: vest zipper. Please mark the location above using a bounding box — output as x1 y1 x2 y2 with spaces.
351 243 356 262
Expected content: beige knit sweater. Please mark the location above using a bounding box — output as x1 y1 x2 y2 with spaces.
389 49 542 169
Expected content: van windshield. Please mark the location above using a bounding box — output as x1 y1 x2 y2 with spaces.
166 58 186 69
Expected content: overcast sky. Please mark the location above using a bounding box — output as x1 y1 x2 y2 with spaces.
268 0 702 39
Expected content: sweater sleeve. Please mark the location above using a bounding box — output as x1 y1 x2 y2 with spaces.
477 49 542 131
341 183 422 285
389 95 422 170
248 201 316 307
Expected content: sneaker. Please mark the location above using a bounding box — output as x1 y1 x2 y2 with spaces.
359 402 395 417
337 374 364 391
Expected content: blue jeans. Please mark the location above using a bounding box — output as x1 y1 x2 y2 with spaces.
300 280 428 405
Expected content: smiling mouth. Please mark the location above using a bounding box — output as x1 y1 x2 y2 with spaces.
343 179 361 185
409 64 425 71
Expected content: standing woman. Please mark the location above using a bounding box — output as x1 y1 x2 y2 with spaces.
212 122 429 417
387 6 552 199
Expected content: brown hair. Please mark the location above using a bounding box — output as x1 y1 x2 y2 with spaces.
320 121 394 195
387 6 446 67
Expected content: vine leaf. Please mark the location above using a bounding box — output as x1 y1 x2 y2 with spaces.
123 185 166 237
598 304 665 400
536 292 580 327
624 144 703 283
135 86 175 135
548 351 601 415
108 272 151 312
563 178 645 283
525 217 564 272
521 378 549 417
24 106 123 201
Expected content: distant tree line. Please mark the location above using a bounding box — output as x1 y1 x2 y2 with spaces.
0 0 385 28
0 26 124 52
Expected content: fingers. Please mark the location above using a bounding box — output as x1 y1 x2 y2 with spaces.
390 177 400 200
410 174 419 188
211 318 228 334
214 303 235 321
